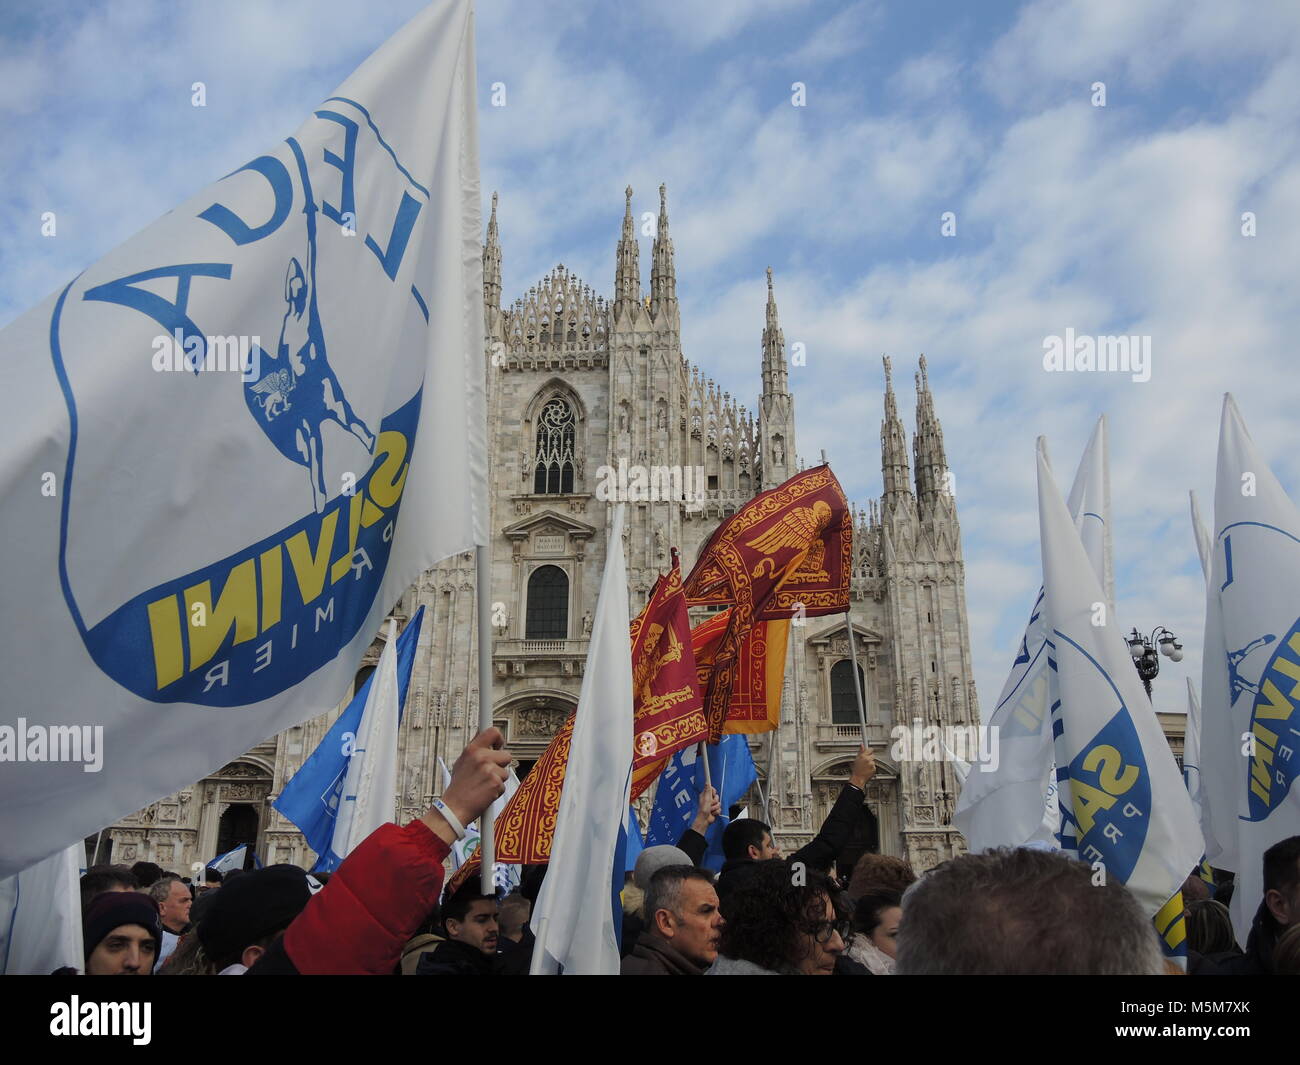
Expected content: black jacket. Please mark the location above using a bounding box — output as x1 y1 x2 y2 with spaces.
415 937 496 976
494 923 535 976
620 932 706 975
716 781 865 912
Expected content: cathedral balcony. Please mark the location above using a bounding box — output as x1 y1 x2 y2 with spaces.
814 721 891 753
493 638 589 678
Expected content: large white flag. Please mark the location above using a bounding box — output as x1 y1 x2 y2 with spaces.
0 0 487 877
954 416 1110 851
1200 395 1300 943
327 621 399 862
0 842 84 974
1037 439 1202 917
530 505 634 975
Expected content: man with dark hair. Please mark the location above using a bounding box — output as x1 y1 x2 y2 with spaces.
149 875 192 971
1196 834 1300 975
895 848 1165 975
129 861 165 889
717 745 875 911
417 882 499 975
79 864 138 911
622 867 722 975
82 892 162 976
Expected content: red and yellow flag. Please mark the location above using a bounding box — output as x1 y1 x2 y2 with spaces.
448 554 705 883
690 609 790 735
682 464 851 741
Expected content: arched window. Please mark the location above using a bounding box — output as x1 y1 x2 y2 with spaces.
831 659 865 724
533 397 576 494
526 565 569 639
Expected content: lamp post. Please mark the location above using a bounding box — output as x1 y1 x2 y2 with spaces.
1126 626 1183 699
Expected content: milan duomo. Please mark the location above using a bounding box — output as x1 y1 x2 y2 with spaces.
100 186 977 876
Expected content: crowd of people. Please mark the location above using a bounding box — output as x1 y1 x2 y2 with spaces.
68 728 1300 976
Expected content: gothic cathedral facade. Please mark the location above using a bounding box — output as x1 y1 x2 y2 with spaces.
100 187 979 879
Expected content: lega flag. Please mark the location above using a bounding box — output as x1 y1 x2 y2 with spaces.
1200 395 1300 944
954 417 1110 852
1036 439 1203 921
530 505 634 975
0 0 487 877
208 844 256 875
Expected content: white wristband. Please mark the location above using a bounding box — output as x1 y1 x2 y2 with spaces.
432 798 467 841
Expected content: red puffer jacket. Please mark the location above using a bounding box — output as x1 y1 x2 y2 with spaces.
249 819 449 975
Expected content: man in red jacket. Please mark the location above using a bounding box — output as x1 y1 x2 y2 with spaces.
249 727 513 975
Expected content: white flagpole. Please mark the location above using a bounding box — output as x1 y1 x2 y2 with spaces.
476 544 495 895
845 615 869 746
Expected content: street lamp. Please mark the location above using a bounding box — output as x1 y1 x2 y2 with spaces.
1126 626 1183 698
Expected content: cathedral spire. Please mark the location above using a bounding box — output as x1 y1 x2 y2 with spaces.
614 185 641 320
650 183 677 320
758 267 796 489
881 355 912 509
761 267 789 397
483 191 502 333
913 354 951 510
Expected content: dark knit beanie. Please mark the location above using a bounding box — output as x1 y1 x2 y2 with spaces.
197 865 317 968
83 891 162 960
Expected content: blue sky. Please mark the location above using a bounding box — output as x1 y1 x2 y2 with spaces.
3 0 1300 716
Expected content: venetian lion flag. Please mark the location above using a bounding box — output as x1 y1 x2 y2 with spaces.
0 0 487 878
690 609 789 735
1200 395 1300 945
449 548 706 885
1036 439 1202 937
683 464 851 741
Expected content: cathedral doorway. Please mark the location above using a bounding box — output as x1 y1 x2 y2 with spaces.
216 804 259 866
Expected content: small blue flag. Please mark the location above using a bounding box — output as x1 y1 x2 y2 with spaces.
645 735 757 870
272 607 424 868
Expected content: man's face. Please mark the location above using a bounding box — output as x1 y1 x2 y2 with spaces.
1265 865 1300 928
869 905 902 960
749 832 781 861
655 879 723 966
160 880 192 929
449 899 499 955
796 894 844 976
86 925 156 975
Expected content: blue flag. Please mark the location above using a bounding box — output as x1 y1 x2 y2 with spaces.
645 735 757 870
272 607 424 867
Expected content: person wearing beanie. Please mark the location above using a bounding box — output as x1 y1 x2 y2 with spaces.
197 864 320 975
83 892 162 975
622 866 723 976
620 845 694 956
